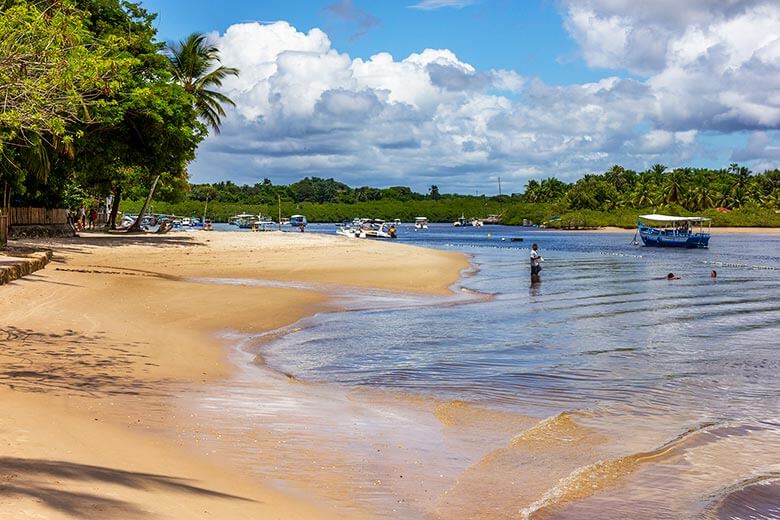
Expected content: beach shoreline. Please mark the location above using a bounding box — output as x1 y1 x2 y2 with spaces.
0 231 468 519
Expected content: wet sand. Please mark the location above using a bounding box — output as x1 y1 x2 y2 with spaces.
0 231 468 519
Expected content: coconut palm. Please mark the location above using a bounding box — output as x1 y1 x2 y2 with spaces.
690 185 716 211
129 34 239 232
763 189 780 211
662 168 688 205
167 33 239 133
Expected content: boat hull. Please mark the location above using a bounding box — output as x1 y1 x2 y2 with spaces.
639 228 710 248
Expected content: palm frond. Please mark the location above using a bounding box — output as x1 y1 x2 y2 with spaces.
166 32 239 132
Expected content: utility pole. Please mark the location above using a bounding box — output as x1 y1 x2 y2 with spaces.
498 177 502 196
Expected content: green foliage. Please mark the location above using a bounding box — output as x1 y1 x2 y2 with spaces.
166 32 239 133
118 162 780 229
0 0 133 144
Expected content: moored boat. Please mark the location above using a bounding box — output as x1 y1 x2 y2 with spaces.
290 215 307 230
414 217 429 230
229 213 256 226
637 214 711 248
358 219 397 239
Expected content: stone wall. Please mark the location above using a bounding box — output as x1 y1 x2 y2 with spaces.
10 224 76 239
0 250 52 286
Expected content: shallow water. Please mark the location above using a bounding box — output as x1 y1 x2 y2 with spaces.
189 225 780 519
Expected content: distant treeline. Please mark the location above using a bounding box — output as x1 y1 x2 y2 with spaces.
119 164 780 227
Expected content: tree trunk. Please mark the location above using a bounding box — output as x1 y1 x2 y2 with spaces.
1 182 8 248
109 185 122 230
128 174 160 232
2 181 9 215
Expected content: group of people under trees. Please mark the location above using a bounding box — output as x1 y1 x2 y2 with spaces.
68 206 98 231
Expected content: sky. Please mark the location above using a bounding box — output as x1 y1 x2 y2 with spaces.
139 0 780 194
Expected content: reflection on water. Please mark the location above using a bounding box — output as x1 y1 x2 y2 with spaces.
188 226 780 519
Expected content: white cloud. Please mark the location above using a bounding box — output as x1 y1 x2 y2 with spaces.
562 1 780 134
189 7 780 192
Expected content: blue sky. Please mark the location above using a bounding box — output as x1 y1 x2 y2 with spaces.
143 0 613 84
138 0 780 192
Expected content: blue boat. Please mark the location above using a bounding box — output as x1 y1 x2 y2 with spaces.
637 214 711 248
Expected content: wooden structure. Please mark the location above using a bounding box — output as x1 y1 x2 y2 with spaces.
9 207 68 226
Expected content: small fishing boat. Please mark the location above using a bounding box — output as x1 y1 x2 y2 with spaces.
414 217 429 230
251 218 276 232
336 224 359 238
358 220 397 239
229 213 255 226
637 214 711 248
453 214 467 227
290 215 307 230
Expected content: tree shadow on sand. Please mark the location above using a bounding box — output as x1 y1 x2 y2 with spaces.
0 457 255 519
0 327 167 398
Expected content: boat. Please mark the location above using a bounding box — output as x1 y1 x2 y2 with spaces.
251 218 276 232
453 214 467 227
358 219 397 239
637 214 711 248
290 215 307 230
484 214 502 224
414 217 429 230
229 213 256 226
336 223 360 238
393 218 402 226
236 214 274 229
471 218 484 227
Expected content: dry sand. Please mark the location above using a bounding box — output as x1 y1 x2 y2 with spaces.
0 230 468 519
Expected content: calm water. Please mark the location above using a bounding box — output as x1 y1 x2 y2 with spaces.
191 224 780 519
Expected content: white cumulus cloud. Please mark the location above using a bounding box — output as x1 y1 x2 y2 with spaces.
189 6 780 192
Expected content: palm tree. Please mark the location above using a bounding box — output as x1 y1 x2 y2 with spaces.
523 180 541 203
727 165 754 206
662 168 688 205
167 33 239 133
763 189 780 211
691 185 715 211
649 163 667 179
130 34 239 231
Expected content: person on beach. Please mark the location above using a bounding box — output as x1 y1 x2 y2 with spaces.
667 272 680 280
89 208 97 229
79 206 86 230
530 243 543 283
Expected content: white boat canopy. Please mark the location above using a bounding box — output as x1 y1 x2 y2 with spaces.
639 214 711 222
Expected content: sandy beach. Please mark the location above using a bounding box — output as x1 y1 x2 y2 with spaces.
0 231 468 519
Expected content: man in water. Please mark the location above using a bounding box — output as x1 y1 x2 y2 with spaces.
530 243 543 283
667 272 681 280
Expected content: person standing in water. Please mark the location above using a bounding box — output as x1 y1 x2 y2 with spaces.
530 243 543 283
